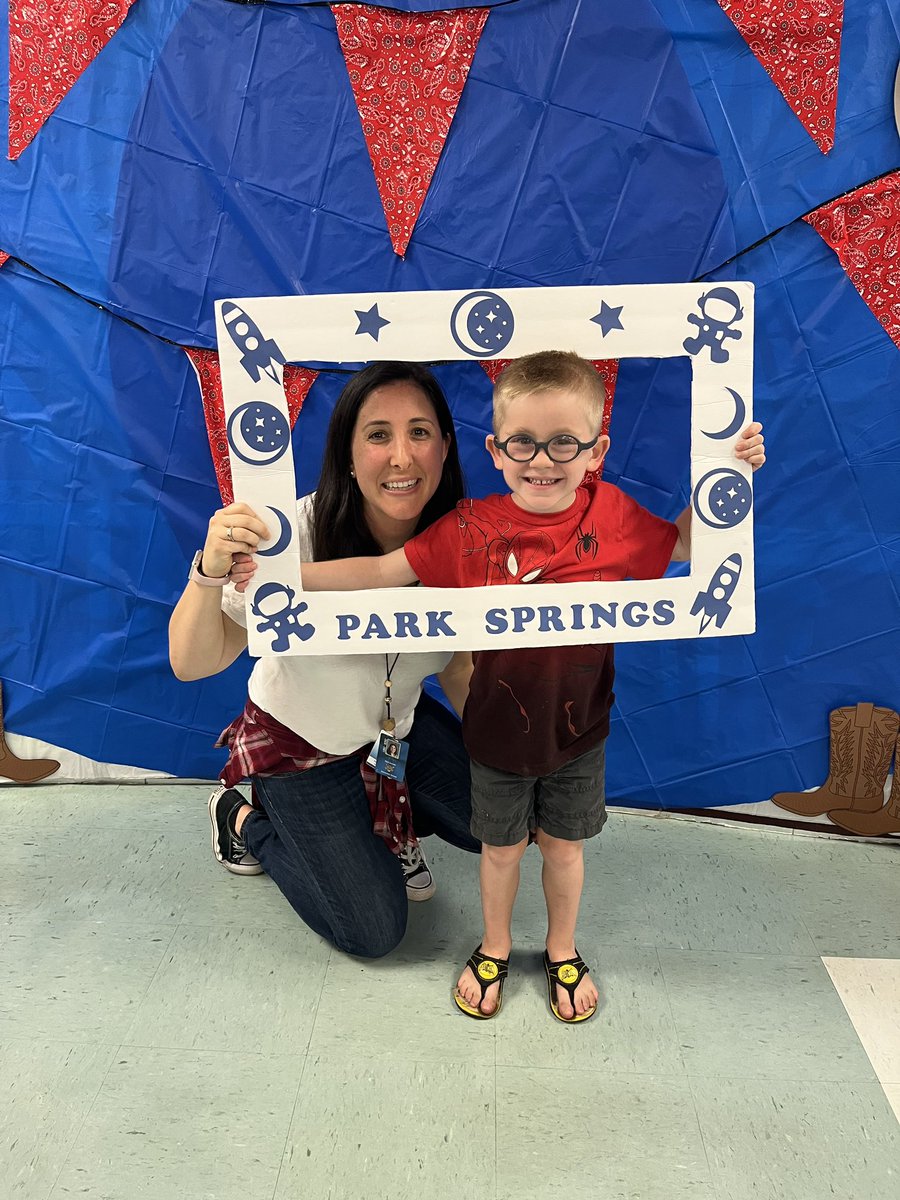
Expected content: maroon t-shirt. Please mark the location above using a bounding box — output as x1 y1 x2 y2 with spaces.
405 480 679 776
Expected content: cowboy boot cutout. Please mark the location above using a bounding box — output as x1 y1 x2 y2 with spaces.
772 703 899 817
0 681 60 783
829 729 900 836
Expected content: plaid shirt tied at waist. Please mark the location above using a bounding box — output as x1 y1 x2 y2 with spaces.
215 699 416 854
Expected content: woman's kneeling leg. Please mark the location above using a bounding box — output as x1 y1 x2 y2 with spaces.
249 763 407 958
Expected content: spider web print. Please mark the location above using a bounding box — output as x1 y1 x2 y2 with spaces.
333 4 489 256
805 171 900 352
480 358 619 481
184 348 318 506
717 0 844 153
8 0 137 159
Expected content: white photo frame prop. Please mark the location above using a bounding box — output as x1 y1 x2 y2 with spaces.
215 284 754 657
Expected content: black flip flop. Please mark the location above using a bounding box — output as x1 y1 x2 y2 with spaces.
543 949 597 1023
454 946 510 1019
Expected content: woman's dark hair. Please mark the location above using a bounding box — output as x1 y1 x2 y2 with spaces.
312 362 465 560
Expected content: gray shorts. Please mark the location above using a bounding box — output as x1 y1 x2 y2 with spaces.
470 740 607 846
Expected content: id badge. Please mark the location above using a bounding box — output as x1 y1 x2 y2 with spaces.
369 731 409 782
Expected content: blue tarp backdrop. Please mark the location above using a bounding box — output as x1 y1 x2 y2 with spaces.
1 0 898 803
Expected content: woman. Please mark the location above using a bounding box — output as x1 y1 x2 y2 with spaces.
169 362 479 957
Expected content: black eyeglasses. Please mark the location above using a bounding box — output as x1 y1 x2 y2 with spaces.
493 433 600 464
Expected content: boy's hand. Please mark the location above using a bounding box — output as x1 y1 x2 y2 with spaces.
735 422 765 471
230 554 257 594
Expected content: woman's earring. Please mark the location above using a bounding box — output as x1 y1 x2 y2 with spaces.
350 467 356 478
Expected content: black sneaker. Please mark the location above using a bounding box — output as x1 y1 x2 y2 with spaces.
208 786 263 876
398 841 436 901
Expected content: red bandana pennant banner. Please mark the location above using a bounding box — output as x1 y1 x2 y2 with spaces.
716 0 844 153
333 4 489 257
804 172 900 351
479 359 619 480
184 348 318 505
8 0 138 160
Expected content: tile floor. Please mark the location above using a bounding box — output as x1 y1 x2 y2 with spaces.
2 784 899 1199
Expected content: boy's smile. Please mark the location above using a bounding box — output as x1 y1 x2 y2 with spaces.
486 388 609 515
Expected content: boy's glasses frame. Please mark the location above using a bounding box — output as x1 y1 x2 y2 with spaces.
493 433 600 463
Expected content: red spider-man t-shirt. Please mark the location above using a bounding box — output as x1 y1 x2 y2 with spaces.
405 480 679 776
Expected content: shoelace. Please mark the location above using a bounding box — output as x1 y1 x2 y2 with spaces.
398 843 423 875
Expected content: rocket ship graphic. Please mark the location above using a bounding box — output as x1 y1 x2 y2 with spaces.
691 554 742 633
222 302 286 384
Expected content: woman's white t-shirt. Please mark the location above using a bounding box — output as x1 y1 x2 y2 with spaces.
220 494 453 754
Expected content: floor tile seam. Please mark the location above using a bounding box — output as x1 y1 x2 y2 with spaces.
493 1061 695 1079
271 946 336 1200
110 1038 309 1063
11 914 189 930
652 947 828 963
641 1036 717 1195
651 943 691 1083
494 1064 709 1083
115 925 182 1047
271 1054 313 1200
682 1070 884 1086
0 1031 124 1049
277 941 344 1181
302 1049 497 1071
303 942 332 1053
493 1027 499 1200
43 1040 123 1200
684 1074 729 1200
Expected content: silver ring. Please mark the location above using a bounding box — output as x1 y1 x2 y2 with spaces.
226 526 234 542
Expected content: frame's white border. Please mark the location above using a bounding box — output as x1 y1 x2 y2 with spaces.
215 284 754 656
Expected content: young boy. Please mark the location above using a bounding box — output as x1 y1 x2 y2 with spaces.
291 352 764 1022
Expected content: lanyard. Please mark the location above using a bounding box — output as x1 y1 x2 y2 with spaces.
382 653 400 733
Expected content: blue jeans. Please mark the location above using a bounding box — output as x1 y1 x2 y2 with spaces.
245 693 479 958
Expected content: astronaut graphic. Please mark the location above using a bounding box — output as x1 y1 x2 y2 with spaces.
682 287 745 363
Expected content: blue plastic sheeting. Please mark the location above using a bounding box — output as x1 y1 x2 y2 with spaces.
1 0 899 801
609 220 900 806
0 0 192 304
653 0 900 261
103 0 731 344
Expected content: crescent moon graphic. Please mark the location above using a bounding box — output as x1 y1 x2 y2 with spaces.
255 506 292 557
449 291 515 358
226 401 290 467
702 387 746 440
692 467 753 529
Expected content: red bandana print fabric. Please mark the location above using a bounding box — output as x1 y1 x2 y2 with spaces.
184 348 318 505
717 0 844 153
8 0 137 159
0 252 9 269
333 4 489 256
804 172 900 350
479 358 619 480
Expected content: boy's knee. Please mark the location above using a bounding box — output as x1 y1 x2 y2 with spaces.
536 832 584 866
482 838 528 867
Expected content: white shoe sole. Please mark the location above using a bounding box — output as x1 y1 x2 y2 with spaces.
405 879 436 902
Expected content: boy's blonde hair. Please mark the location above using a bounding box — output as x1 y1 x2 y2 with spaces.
492 350 606 433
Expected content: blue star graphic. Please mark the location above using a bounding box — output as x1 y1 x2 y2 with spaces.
590 301 624 338
355 303 390 342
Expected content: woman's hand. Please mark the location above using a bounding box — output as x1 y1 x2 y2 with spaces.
230 554 257 594
735 422 766 471
201 502 270 580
